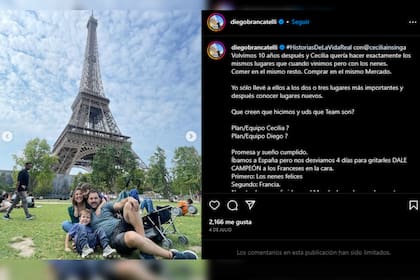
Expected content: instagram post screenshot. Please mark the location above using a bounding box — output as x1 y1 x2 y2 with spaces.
1 1 206 280
202 3 419 271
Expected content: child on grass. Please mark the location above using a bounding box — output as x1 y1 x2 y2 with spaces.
64 208 118 258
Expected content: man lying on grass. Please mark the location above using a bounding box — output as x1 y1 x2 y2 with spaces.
85 189 197 259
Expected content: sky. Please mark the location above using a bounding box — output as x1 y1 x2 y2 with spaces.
0 0 205 10
0 9 202 173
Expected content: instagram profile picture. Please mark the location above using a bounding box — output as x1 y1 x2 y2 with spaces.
207 13 226 32
207 41 226 60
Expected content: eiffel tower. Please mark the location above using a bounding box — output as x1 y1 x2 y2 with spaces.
53 14 145 174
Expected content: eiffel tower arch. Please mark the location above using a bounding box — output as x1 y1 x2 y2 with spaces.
53 15 145 174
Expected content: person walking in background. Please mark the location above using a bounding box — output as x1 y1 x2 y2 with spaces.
3 162 34 220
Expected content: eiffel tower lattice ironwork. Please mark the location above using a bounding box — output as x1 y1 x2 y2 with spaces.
53 15 145 174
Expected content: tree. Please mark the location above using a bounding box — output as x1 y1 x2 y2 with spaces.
91 143 138 192
12 138 58 195
115 167 146 192
146 146 172 198
171 146 201 196
71 172 92 190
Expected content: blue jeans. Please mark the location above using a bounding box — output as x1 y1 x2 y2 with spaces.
61 221 73 232
140 198 154 213
75 225 109 254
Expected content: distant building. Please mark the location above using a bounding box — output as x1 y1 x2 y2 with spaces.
0 170 14 188
0 169 74 195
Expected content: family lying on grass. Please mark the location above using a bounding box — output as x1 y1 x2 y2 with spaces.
61 184 197 259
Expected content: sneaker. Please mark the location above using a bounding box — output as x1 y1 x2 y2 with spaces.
170 249 198 260
26 215 34 220
81 245 94 258
102 245 118 258
3 214 10 220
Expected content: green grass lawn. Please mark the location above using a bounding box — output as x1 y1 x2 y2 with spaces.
0 200 201 260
